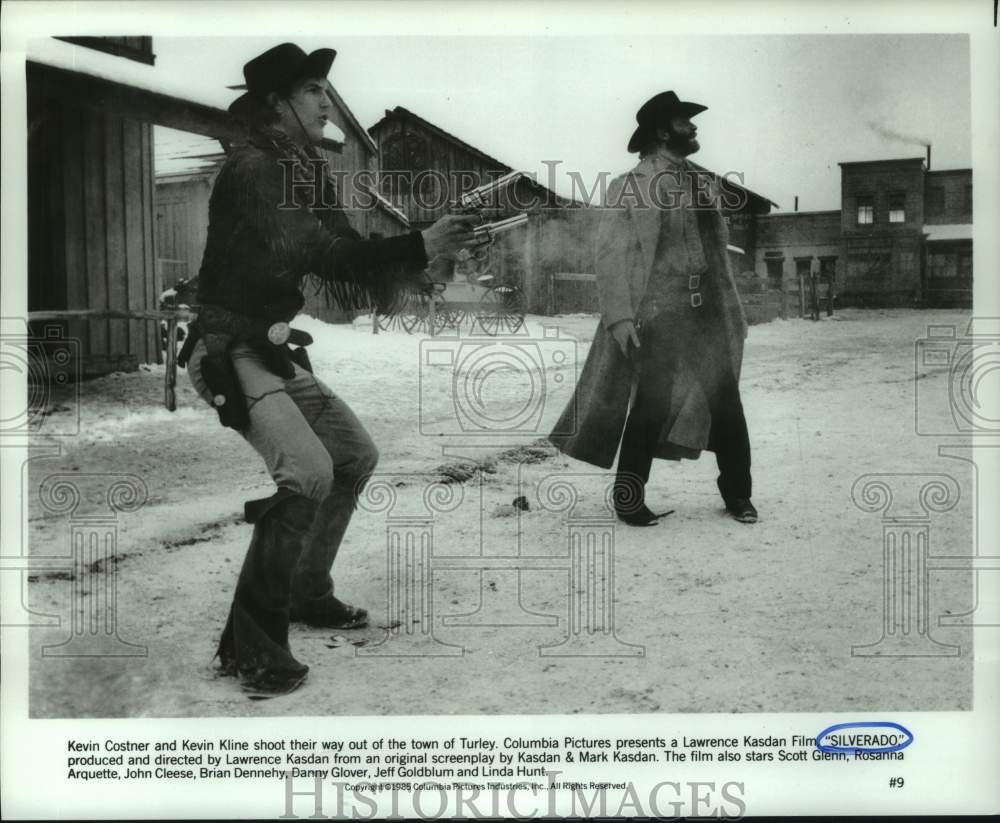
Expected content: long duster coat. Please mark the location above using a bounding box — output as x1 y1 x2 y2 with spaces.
549 156 749 469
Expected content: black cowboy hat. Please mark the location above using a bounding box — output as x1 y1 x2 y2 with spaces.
227 42 336 114
627 90 708 153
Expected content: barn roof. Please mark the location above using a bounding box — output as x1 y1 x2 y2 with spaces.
326 85 377 155
369 106 510 171
369 106 582 208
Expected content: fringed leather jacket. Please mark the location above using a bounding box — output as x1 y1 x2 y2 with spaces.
196 128 427 326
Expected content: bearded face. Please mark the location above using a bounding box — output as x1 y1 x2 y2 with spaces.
662 114 700 156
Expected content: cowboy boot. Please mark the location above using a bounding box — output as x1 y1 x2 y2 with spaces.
613 428 661 526
216 489 317 695
289 478 368 629
612 470 662 526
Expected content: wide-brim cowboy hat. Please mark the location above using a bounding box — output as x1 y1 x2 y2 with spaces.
227 42 336 115
627 90 708 153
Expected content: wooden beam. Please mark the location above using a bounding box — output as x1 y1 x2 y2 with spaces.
29 308 196 322
29 61 243 141
27 61 344 153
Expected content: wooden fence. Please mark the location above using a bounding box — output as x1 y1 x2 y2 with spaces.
28 308 195 411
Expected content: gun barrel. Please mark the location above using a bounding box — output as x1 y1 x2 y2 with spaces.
472 213 530 241
459 170 525 209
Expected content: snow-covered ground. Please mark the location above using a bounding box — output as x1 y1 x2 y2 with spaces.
25 309 975 717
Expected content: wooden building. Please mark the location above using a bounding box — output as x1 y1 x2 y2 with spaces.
27 36 391 375
27 37 255 375
839 157 929 306
153 131 226 293
368 106 588 314
368 106 570 223
755 153 973 309
29 51 159 374
922 167 973 308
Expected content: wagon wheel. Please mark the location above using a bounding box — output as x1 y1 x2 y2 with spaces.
477 284 525 335
394 290 443 335
398 294 425 334
432 297 461 334
375 312 396 332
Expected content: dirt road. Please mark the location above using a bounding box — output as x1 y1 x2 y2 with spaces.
25 309 975 717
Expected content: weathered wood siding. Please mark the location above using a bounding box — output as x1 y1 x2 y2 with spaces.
155 175 214 289
371 117 507 229
28 89 159 371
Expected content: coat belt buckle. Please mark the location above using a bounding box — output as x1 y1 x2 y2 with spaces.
690 292 703 308
267 322 290 345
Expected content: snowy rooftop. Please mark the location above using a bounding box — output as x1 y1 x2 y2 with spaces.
28 37 235 111
27 37 347 145
154 126 225 177
925 224 973 242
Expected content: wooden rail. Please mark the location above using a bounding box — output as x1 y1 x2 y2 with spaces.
28 309 197 411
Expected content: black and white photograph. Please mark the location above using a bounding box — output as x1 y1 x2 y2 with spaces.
2 0 998 819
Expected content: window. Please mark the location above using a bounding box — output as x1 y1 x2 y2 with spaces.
857 197 874 225
926 186 945 217
957 251 972 280
795 258 813 279
819 257 837 282
964 184 973 215
888 193 906 224
765 258 784 288
848 252 891 279
927 253 954 279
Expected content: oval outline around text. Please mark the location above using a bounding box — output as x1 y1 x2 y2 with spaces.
815 721 914 754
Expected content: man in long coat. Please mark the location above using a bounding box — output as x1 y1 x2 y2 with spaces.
550 91 757 526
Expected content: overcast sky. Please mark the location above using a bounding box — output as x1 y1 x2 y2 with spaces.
153 33 969 212
104 33 975 212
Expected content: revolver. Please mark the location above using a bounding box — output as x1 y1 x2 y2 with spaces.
454 171 531 279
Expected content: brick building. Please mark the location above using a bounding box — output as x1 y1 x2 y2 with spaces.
755 153 972 308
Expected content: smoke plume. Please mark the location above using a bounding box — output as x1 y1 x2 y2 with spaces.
866 120 931 147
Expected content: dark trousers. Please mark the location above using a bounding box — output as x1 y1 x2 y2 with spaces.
614 313 752 512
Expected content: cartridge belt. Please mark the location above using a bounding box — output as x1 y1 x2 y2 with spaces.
196 304 313 347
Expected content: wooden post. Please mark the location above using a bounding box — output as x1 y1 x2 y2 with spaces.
798 275 806 317
27 308 194 410
165 319 178 411
523 214 537 315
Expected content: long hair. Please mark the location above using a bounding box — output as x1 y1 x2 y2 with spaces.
228 93 281 133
